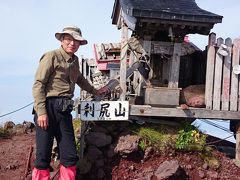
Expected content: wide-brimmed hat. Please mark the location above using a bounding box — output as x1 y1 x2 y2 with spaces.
55 26 88 45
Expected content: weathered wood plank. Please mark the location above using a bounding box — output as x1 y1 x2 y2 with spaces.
234 40 240 159
130 105 240 120
221 38 232 111
238 40 240 111
168 43 181 88
213 38 224 110
205 33 216 110
151 41 199 56
230 39 240 111
162 58 169 85
144 87 180 106
120 23 128 100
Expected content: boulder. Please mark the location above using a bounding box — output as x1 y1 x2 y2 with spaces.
154 160 188 179
23 121 35 133
114 135 140 154
3 121 15 130
180 84 205 108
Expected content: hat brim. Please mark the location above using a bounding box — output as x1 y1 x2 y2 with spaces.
55 31 88 45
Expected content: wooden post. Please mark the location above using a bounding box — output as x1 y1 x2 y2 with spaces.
74 98 80 119
79 55 86 159
82 57 87 99
143 37 151 57
120 22 128 100
79 56 83 100
136 37 151 96
87 58 91 83
143 37 152 80
133 50 139 95
168 43 181 88
236 122 240 160
83 58 87 78
79 121 86 158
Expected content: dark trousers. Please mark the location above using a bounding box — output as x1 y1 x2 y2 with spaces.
34 98 78 169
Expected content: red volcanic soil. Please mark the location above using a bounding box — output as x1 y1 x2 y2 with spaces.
0 131 240 180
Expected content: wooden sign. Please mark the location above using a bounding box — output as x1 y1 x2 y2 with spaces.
80 101 129 121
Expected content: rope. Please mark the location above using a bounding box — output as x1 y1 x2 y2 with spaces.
0 102 34 118
200 119 232 134
198 119 235 145
205 134 235 145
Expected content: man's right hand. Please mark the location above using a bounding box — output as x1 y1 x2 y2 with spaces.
37 114 49 130
96 86 110 96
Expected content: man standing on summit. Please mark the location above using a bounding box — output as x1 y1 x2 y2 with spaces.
32 25 108 180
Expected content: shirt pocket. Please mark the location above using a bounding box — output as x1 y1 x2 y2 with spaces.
69 64 79 83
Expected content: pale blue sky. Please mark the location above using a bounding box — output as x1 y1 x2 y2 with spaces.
0 0 239 142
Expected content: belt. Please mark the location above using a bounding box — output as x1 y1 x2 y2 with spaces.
46 96 71 100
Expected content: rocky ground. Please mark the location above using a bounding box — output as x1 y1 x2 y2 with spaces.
0 132 35 180
110 148 240 180
0 124 240 180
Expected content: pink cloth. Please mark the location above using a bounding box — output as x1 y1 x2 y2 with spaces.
32 168 50 180
59 165 76 180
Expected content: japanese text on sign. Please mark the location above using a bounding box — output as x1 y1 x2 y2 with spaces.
80 101 129 121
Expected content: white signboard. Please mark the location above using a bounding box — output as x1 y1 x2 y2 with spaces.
80 101 129 121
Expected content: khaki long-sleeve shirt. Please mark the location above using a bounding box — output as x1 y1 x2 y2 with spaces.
33 47 97 116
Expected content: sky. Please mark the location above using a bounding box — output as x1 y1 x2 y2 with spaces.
0 0 239 142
